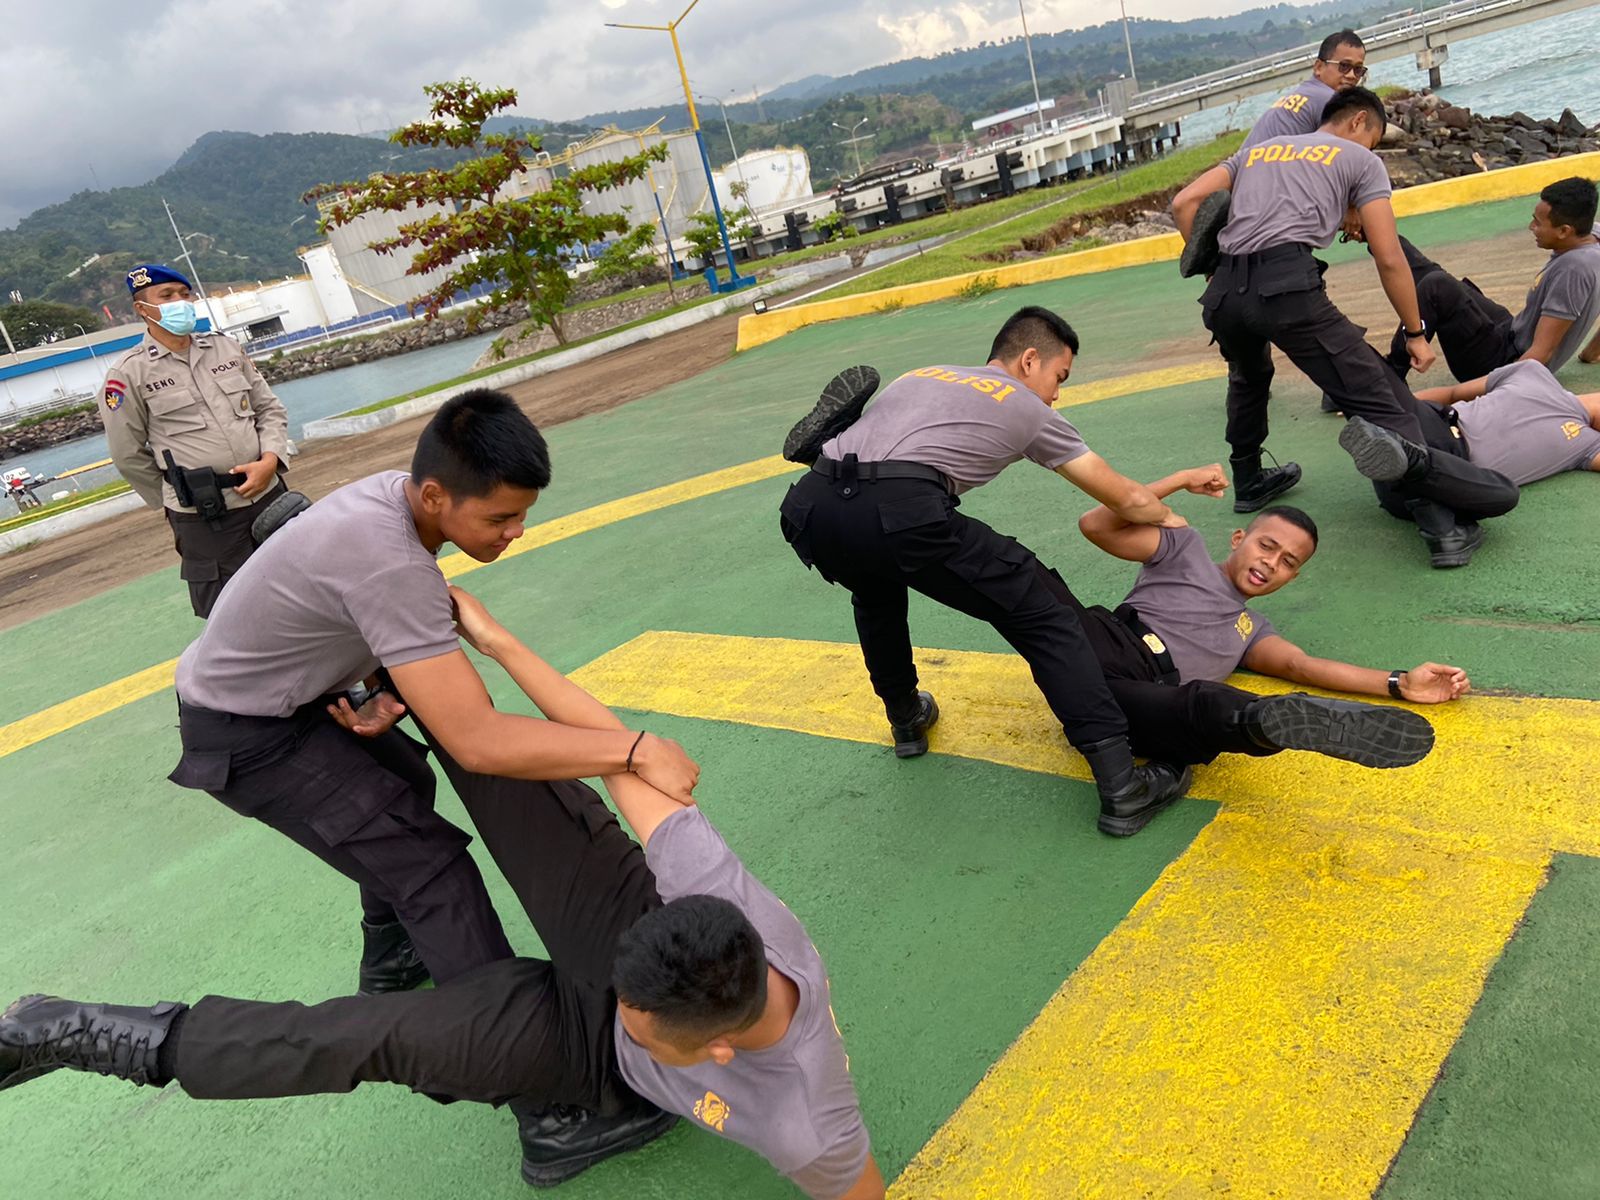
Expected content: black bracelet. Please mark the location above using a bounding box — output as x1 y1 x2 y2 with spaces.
626 730 647 773
1388 670 1405 700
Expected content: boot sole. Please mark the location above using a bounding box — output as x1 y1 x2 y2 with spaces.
782 365 880 464
1256 694 1434 768
520 1112 679 1188
892 695 940 758
1231 465 1303 513
357 966 432 996
1096 766 1194 837
1338 418 1409 482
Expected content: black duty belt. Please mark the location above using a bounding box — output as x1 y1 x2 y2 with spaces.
1442 406 1471 456
811 455 952 493
1114 603 1181 685
1216 242 1314 267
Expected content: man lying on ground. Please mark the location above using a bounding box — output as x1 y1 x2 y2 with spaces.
1 588 883 1200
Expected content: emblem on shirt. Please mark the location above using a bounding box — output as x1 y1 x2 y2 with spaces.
103 379 127 411
1235 611 1254 642
1562 420 1583 440
694 1090 730 1132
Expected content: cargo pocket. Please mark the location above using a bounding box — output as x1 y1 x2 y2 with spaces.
1313 321 1379 399
1256 260 1325 298
878 491 950 533
778 486 813 546
179 556 220 582
945 528 1038 611
168 748 232 792
306 762 469 902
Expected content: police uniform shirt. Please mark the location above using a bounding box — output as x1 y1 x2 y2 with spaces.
1216 132 1392 258
174 471 458 718
1453 360 1600 484
1120 526 1277 683
615 808 870 1200
1239 78 1337 152
101 331 290 513
819 364 1089 493
1508 238 1600 371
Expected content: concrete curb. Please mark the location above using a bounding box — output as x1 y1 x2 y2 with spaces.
303 277 806 442
0 491 145 555
734 150 1600 352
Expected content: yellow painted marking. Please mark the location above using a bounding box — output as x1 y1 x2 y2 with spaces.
0 363 1215 761
573 630 1598 1196
735 150 1600 352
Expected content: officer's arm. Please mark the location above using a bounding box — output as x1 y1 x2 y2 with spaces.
101 378 165 510
1079 465 1226 561
1056 452 1176 526
1171 166 1234 241
388 650 699 804
1359 199 1427 335
1243 635 1470 703
1413 376 1489 406
242 356 291 464
1517 315 1575 366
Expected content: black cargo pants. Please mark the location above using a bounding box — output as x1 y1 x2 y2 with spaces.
1383 235 1518 382
779 466 1128 750
165 482 285 619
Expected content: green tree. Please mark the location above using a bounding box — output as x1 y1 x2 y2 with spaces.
0 300 102 348
306 78 667 350
685 205 760 264
591 220 663 283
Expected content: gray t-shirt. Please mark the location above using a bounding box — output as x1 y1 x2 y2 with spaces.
174 471 459 717
615 809 869 1200
1455 360 1600 484
1217 131 1392 257
1240 78 1337 151
820 364 1089 494
1509 238 1600 370
1121 526 1277 683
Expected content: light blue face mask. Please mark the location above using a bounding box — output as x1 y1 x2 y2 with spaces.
143 299 197 336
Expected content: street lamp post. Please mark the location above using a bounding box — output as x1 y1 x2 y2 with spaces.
606 0 755 292
1018 1 1046 133
1119 0 1139 88
831 118 871 177
71 323 97 364
709 94 750 199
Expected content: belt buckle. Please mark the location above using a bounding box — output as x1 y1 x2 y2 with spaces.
1141 632 1167 656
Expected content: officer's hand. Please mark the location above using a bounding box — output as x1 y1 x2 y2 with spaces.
1407 337 1436 373
1157 509 1189 529
632 733 701 805
1184 465 1229 497
327 691 408 736
232 454 280 499
1339 206 1367 244
1400 663 1471 704
448 586 508 659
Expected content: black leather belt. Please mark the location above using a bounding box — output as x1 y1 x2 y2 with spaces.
811 455 952 492
1114 603 1181 685
1217 242 1313 266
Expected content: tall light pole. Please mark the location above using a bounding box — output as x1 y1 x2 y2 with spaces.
606 0 755 291
708 94 750 199
162 197 213 310
71 323 97 364
831 118 871 177
1018 1 1046 133
1119 0 1138 88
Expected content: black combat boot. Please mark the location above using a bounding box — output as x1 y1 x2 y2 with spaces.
1 994 184 1092
357 919 431 995
512 1097 679 1187
1337 416 1430 482
1405 498 1484 569
1080 736 1193 837
1229 451 1302 513
887 691 940 759
1237 693 1435 768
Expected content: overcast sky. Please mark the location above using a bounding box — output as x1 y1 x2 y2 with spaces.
6 0 1272 228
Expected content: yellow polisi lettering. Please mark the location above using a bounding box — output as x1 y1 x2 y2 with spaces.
1245 147 1265 167
1263 145 1285 162
1305 145 1328 164
993 385 1015 402
1325 146 1343 164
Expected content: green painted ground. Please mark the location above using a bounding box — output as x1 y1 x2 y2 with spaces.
1 191 1597 1199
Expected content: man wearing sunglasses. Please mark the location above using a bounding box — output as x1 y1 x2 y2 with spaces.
1241 30 1368 153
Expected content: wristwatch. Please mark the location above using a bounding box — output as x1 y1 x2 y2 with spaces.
1403 320 1428 339
1387 670 1406 700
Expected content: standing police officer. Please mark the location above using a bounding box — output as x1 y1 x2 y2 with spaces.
779 307 1192 838
1241 29 1367 152
101 264 289 617
1172 88 1520 568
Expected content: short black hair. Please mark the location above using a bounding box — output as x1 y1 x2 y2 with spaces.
613 895 769 1045
1250 505 1319 550
1320 86 1387 132
1540 177 1597 237
987 306 1081 364
411 388 551 497
1318 29 1365 60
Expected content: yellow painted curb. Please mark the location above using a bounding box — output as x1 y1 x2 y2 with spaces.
735 150 1600 353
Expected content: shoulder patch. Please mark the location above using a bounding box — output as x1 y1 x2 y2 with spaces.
104 379 128 411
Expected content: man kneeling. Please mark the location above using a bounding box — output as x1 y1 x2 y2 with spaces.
1075 467 1465 769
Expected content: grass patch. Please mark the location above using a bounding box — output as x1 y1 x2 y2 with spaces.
6 401 97 430
957 274 999 299
825 133 1246 299
0 479 130 534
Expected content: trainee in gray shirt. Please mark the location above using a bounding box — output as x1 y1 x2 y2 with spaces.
1455 360 1600 484
1240 78 1337 152
174 471 459 717
1508 238 1600 370
821 364 1089 493
615 808 869 1200
1217 131 1392 257
1121 526 1277 683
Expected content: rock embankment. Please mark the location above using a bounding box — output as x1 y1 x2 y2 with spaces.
1 408 102 463
1379 93 1600 186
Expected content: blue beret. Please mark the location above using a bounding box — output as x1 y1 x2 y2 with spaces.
126 264 192 296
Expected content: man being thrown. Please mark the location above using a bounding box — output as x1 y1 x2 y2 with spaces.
1 589 884 1200
1076 470 1462 769
1171 87 1521 569
780 306 1191 838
